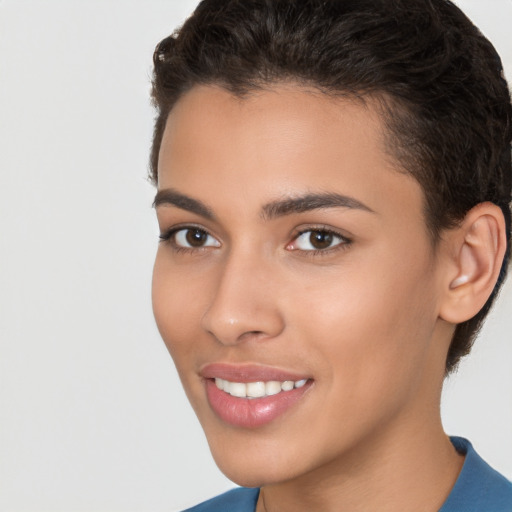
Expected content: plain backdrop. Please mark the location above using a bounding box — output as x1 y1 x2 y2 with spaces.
0 1 511 510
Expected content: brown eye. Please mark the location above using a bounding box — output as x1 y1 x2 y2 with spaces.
186 229 208 247
174 228 221 249
289 229 348 252
309 231 334 249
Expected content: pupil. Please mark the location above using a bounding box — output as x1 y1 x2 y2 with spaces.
310 231 333 249
186 229 207 247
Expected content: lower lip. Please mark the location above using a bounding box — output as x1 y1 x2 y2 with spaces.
205 379 312 428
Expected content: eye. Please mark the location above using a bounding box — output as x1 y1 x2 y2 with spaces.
161 227 221 249
288 229 349 252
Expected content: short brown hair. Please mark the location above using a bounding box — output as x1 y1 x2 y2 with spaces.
150 0 512 373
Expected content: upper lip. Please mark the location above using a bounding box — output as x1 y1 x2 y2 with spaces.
200 363 310 383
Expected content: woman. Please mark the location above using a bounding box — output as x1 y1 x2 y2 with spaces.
149 0 512 510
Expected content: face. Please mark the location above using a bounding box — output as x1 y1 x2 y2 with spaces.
152 85 448 487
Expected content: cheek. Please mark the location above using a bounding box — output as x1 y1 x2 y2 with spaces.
297 255 438 410
151 252 205 362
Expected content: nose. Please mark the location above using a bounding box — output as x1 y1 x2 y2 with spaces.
201 251 285 346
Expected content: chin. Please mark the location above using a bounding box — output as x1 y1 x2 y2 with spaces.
203 425 313 488
213 454 295 488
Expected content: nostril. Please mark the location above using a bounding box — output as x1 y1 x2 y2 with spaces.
238 330 266 343
208 329 267 346
200 282 285 345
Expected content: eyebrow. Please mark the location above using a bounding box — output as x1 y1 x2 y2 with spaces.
261 192 375 220
153 188 215 220
153 188 374 221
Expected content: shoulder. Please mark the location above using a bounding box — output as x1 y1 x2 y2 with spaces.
182 487 260 512
440 437 512 512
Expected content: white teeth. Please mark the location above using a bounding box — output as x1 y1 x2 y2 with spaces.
246 381 266 398
265 381 282 396
213 378 309 398
228 382 247 397
281 380 294 391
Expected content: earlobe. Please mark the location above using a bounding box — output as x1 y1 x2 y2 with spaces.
440 203 506 324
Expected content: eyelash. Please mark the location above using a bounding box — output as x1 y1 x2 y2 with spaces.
158 225 352 256
158 225 217 254
288 227 352 256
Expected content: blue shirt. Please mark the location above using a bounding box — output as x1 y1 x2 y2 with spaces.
183 437 512 511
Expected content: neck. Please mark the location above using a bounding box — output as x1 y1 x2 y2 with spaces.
257 321 462 512
257 414 464 512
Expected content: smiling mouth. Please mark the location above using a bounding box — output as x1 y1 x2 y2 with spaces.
201 363 313 427
204 377 313 428
214 377 308 398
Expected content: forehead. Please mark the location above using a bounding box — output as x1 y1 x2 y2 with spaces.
157 84 425 228
160 84 389 174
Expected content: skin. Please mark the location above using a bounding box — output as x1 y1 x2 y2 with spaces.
152 84 469 511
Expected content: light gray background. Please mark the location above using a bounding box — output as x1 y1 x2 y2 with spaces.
0 1 510 510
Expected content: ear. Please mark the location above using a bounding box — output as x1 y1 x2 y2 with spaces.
439 202 507 324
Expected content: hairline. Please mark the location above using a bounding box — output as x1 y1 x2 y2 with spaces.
152 79 443 247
